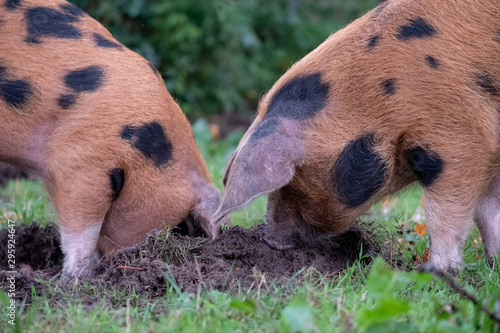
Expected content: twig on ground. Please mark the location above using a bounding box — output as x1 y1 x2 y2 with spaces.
419 263 500 324
118 265 145 270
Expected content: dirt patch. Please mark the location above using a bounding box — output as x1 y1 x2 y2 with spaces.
0 162 30 187
0 222 376 307
0 222 63 271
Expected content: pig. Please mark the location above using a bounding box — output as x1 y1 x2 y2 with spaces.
213 0 500 272
0 0 224 280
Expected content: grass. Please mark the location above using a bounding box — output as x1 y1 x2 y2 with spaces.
0 122 499 332
0 179 55 225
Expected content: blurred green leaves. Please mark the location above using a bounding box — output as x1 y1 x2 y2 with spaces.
230 298 257 315
356 258 432 332
70 0 379 119
364 258 432 300
280 296 318 333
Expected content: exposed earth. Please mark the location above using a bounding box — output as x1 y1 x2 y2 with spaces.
0 221 377 307
0 152 378 308
0 162 30 187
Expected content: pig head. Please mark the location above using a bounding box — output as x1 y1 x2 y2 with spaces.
214 0 500 273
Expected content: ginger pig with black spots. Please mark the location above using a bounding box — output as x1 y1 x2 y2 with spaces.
0 0 226 280
213 0 500 273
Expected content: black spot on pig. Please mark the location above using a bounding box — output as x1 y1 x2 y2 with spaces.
372 0 388 18
0 79 32 108
367 35 379 49
57 93 77 109
248 118 279 145
25 6 82 43
0 66 6 80
148 62 161 77
405 147 443 187
121 126 134 140
381 78 396 95
58 66 104 108
475 72 498 96
5 0 21 10
64 66 104 93
121 122 173 168
172 221 190 236
94 33 122 49
425 55 440 70
59 3 85 17
264 73 329 121
396 17 437 40
332 134 387 208
110 168 125 200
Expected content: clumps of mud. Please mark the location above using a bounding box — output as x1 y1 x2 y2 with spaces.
0 222 376 307
97 225 374 294
0 222 63 271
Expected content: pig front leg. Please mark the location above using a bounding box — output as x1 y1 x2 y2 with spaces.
474 173 500 265
47 164 115 281
412 147 487 273
263 190 303 250
424 189 476 272
59 222 103 281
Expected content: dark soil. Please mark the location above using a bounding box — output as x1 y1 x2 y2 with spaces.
0 222 63 275
0 162 30 187
0 222 376 307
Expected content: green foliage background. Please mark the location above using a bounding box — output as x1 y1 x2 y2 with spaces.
70 0 379 119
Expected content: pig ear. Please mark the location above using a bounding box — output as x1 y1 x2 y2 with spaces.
222 152 236 186
213 118 304 223
222 118 260 186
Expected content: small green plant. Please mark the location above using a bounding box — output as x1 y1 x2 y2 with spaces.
280 296 318 333
355 258 433 331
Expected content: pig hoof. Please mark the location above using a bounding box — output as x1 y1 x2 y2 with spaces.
262 233 295 250
60 266 94 282
60 251 99 282
424 258 462 276
60 271 75 282
486 257 497 270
